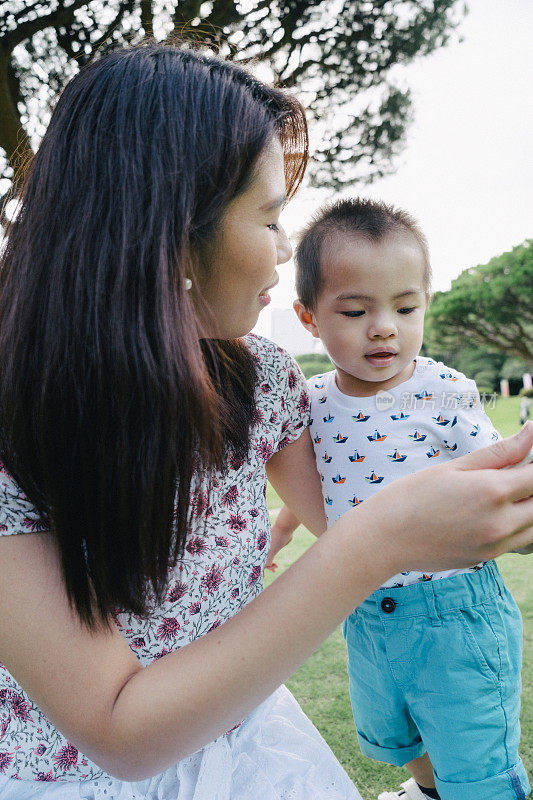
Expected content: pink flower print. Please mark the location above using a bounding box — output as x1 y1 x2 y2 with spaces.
0 751 13 773
251 408 264 426
281 420 290 434
221 484 239 507
131 637 145 649
156 617 180 642
36 771 56 782
228 452 244 471
34 744 47 756
269 411 279 424
215 535 229 547
189 601 201 615
232 556 241 567
191 490 210 517
297 392 310 413
53 742 78 771
260 382 272 394
10 693 33 722
201 565 224 594
249 508 259 518
228 513 247 533
186 536 207 556
0 523 7 532
247 565 262 586
278 435 291 450
256 438 274 461
231 588 240 599
22 516 49 532
0 689 9 706
256 532 268 551
287 370 298 390
208 618 221 631
0 719 8 740
154 648 170 660
167 581 188 602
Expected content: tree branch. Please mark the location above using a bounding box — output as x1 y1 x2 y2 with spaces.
1 0 90 52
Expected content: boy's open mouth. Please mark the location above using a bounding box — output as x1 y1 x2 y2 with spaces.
365 351 397 366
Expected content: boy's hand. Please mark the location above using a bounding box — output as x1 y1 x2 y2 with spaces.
265 520 294 572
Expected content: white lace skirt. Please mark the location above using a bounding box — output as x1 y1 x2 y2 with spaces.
0 686 362 800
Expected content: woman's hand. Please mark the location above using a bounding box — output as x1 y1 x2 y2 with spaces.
363 422 533 577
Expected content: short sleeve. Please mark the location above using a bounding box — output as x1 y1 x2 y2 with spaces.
440 377 500 458
244 334 310 452
0 463 50 535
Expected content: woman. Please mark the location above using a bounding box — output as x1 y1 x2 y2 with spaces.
0 44 532 799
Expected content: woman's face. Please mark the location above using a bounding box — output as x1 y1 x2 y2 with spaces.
198 137 292 339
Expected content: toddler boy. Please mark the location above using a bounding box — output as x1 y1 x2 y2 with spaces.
271 199 530 800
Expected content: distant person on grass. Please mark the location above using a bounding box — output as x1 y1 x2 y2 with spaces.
269 198 531 800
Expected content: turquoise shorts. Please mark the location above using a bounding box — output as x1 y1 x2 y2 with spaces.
343 561 530 800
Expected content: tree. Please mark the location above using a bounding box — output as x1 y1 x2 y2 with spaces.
0 0 465 215
426 240 533 362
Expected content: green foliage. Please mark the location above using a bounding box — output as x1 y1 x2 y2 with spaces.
295 352 334 379
0 1 465 202
426 240 533 361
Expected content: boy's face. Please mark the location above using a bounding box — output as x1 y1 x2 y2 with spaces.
296 232 427 396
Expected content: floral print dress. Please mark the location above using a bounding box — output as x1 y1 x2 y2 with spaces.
0 335 362 800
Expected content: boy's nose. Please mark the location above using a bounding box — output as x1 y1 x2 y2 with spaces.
368 318 398 339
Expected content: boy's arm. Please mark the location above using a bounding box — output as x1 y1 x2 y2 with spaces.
266 427 327 538
266 505 302 569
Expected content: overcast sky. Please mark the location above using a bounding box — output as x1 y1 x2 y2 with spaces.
254 0 533 337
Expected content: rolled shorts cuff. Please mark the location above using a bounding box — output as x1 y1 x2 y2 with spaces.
434 759 531 800
356 730 425 767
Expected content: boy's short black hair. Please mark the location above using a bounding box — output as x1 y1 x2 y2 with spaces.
295 197 432 310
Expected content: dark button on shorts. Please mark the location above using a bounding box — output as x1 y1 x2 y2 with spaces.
381 597 396 613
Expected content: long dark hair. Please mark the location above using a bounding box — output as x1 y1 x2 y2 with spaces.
0 44 308 627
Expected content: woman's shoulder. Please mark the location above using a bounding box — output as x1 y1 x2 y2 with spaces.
0 461 49 536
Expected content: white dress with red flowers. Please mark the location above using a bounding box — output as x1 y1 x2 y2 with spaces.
0 335 362 800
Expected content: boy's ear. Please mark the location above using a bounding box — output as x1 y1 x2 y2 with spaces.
293 299 320 339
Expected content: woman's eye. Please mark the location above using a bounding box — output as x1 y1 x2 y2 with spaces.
267 223 279 233
342 310 365 318
398 307 416 314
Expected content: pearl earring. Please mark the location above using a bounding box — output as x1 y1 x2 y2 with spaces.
185 278 192 291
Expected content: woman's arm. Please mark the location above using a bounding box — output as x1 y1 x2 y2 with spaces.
1 426 533 781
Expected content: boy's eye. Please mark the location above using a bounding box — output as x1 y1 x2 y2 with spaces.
342 310 365 318
398 307 416 314
267 223 279 232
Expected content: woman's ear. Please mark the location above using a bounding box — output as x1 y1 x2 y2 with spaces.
293 299 320 338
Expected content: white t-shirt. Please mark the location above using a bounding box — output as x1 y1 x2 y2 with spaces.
308 356 500 589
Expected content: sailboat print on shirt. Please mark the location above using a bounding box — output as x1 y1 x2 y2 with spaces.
443 440 458 451
349 496 362 506
433 415 450 426
314 433 321 444
333 432 348 443
387 449 407 463
426 446 440 459
391 411 410 421
322 452 332 463
352 411 370 422
348 450 365 462
367 429 387 443
323 413 335 423
332 475 346 484
365 470 384 484
408 430 427 442
317 395 327 404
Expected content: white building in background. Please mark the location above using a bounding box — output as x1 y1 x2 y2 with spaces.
268 308 326 356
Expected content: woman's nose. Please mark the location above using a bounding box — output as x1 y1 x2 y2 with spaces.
277 226 293 265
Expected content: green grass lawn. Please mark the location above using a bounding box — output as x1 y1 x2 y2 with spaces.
265 396 533 799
